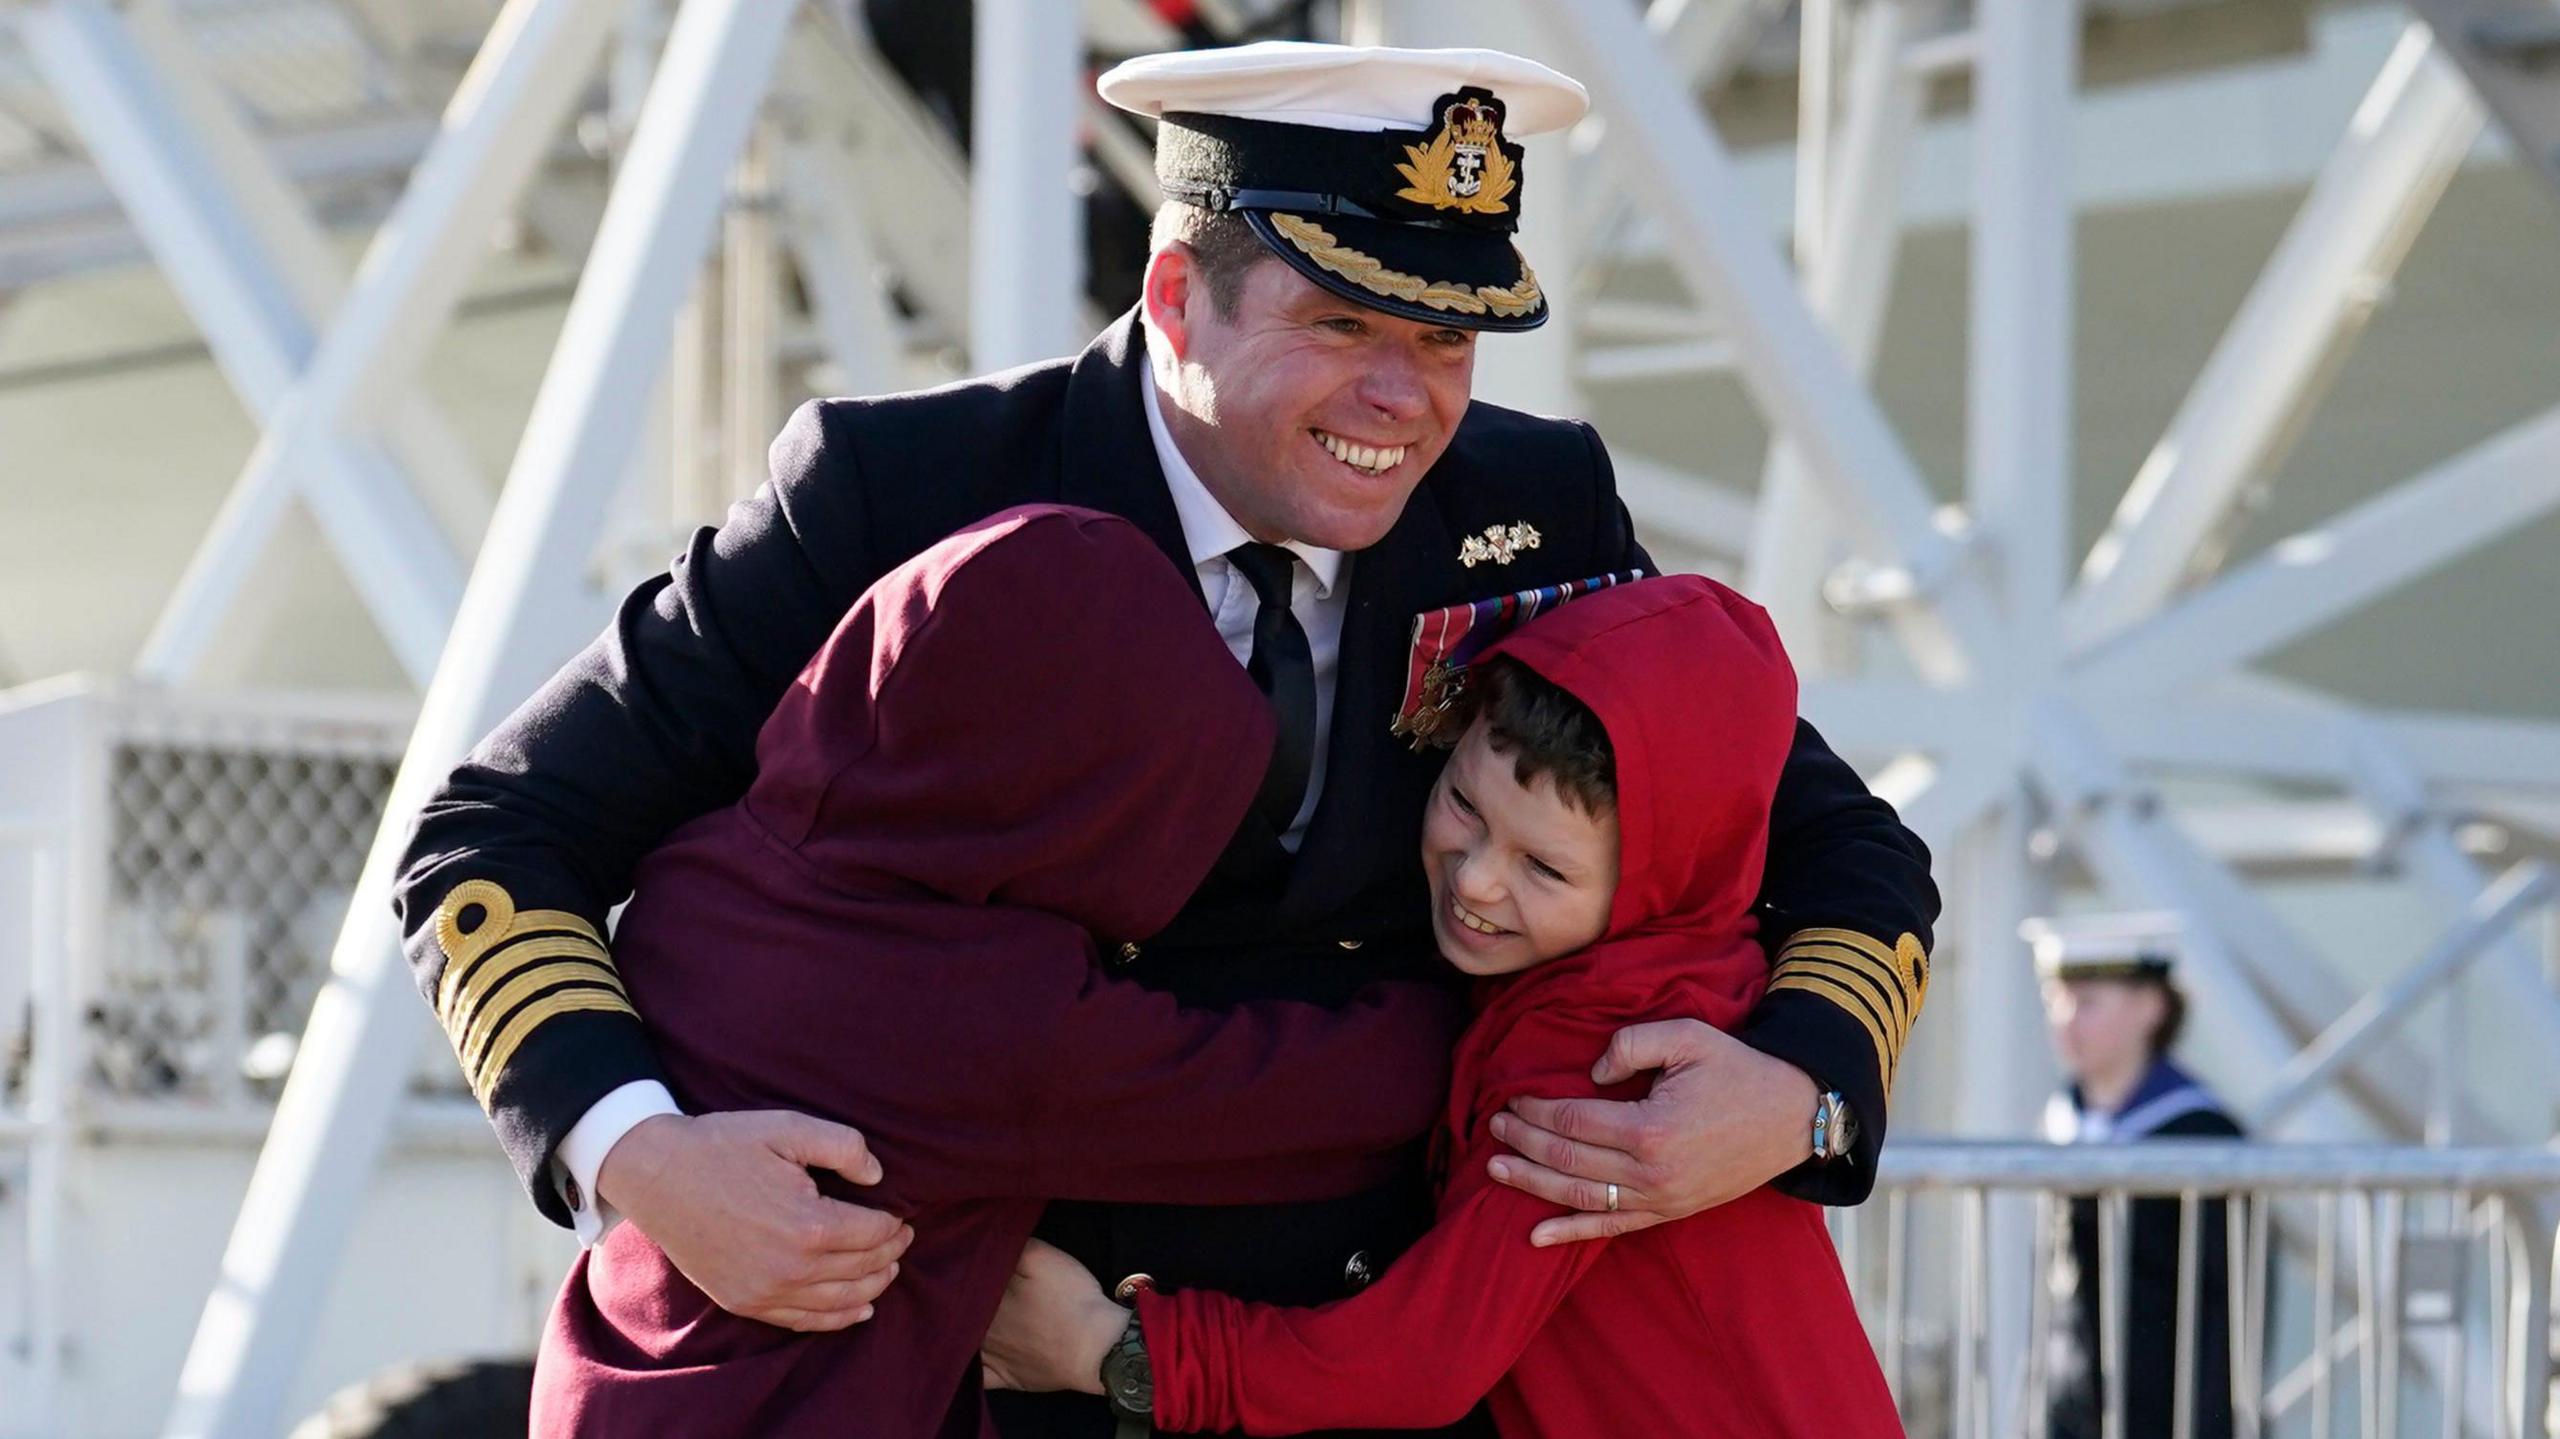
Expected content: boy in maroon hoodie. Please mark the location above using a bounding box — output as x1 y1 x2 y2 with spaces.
530 504 1462 1436
984 575 1907 1438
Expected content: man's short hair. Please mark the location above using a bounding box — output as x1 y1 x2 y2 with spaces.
1149 202 1274 317
1454 657 1616 817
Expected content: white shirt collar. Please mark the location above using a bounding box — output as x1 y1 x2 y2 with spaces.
1141 368 1344 597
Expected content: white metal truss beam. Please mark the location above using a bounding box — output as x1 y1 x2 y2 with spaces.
126 0 627 692
49 1 490 573
2174 798 2389 869
18 0 487 687
2074 400 2560 697
2095 689 2560 794
1652 0 1795 89
2402 0 2560 197
1609 454 1757 559
1747 0 1936 669
2044 697 2527 1142
1946 800 2047 1439
1533 0 1994 686
1558 0 1794 268
160 0 681 1432
166 0 798 1430
775 137 908 399
2067 26 2483 649
1796 677 1981 763
0 112 437 232
1957 12 2076 1410
969 0 1083 369
1967 0 2076 676
1873 752 2011 859
776 12 977 355
18 3 312 414
2031 702 2375 1139
2112 679 2560 1088
2339 718 2560 1084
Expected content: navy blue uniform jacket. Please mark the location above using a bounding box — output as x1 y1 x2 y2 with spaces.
396 310 1938 1428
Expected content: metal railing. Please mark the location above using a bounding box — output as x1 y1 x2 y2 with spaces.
1836 1142 2560 1439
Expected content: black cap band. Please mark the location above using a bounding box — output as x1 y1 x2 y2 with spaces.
1155 88 1527 236
1153 87 1548 332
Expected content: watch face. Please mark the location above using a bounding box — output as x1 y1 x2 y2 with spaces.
1103 1324 1154 1418
1818 1091 1855 1159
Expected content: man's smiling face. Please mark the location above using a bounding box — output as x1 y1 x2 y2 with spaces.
1146 246 1477 552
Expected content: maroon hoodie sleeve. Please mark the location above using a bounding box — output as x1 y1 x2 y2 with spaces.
687 898 1468 1211
1010 968 1465 1205
1135 1005 1617 1434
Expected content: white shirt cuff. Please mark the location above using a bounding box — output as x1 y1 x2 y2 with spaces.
555 1080 682 1246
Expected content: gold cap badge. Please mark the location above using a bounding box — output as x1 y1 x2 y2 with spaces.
1395 89 1518 217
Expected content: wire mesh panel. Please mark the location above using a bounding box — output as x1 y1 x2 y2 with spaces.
95 716 417 1105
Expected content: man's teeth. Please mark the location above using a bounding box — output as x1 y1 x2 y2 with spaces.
1316 431 1406 474
1450 896 1504 936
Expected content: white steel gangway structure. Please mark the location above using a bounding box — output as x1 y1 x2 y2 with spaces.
0 0 2556 1435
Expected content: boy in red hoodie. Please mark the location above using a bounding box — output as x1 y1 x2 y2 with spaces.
984 574 1908 1438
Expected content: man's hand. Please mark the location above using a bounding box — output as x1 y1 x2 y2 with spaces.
980 1239 1122 1395
1487 1019 1819 1246
598 1110 914 1331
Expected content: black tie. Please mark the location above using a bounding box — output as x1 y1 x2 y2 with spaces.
1227 542 1317 839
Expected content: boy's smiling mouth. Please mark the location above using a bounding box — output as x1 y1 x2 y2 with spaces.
1449 895 1512 937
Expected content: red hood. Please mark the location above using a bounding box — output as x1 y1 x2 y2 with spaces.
743 504 1276 943
1479 573 1797 949
1439 574 1800 1196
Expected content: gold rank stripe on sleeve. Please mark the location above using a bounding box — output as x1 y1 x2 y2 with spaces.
432 878 635 1104
1767 928 1931 1093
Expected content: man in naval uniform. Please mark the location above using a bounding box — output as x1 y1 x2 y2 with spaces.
2037 920 2243 1439
397 42 1938 1435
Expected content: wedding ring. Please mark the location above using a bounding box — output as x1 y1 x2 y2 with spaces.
1605 1182 1621 1213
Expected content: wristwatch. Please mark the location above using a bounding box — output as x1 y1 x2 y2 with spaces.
1811 1088 1858 1164
1100 1307 1153 1423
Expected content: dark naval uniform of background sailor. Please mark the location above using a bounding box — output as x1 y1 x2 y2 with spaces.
2038 924 2243 1439
395 41 1940 1438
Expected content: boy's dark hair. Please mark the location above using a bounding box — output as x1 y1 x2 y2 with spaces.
1149 202 1273 317
1453 657 1617 817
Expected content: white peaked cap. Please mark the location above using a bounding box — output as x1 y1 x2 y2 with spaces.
1098 41 1589 137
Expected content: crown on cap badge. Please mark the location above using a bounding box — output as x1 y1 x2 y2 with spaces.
1396 89 1516 217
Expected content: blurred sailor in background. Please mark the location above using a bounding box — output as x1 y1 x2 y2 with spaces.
2036 915 2242 1439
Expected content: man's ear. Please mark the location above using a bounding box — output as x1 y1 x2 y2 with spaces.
1143 245 1198 360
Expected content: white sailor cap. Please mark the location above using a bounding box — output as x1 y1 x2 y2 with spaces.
1098 42 1591 331
2022 913 2184 983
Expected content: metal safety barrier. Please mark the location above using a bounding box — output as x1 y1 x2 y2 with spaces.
1834 1142 2560 1439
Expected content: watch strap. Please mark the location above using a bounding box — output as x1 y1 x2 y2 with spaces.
1101 1307 1153 1423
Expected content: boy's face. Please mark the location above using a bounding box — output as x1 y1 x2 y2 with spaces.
1421 718 1621 977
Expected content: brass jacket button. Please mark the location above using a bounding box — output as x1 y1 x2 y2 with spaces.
1342 1250 1375 1292
1113 1273 1157 1302
1114 941 1141 966
1336 938 1364 950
